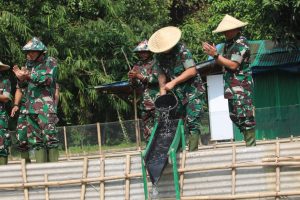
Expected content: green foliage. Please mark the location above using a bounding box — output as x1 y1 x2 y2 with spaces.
1 0 299 126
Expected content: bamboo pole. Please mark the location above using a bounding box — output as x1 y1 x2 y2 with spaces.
231 144 236 196
1 161 300 189
80 157 88 200
177 161 300 173
44 174 49 200
63 126 69 160
180 150 187 194
181 191 300 200
121 48 140 150
97 122 102 155
21 159 29 200
197 137 300 150
275 141 280 200
100 156 105 200
263 156 300 162
133 90 140 150
125 154 131 200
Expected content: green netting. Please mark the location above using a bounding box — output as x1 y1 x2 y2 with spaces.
235 71 300 141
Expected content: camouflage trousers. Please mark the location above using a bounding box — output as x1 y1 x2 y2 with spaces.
228 98 256 131
27 113 59 150
177 94 204 136
0 114 11 157
140 108 156 141
16 113 29 152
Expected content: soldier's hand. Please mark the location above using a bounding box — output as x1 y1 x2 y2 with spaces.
164 81 176 91
13 65 30 81
10 105 19 117
128 70 138 79
202 42 217 57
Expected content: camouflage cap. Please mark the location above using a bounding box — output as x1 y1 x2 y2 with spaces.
22 37 48 52
133 40 150 52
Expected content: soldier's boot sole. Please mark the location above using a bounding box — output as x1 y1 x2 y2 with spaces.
48 148 59 162
21 151 31 163
35 148 47 163
188 134 199 151
0 156 8 165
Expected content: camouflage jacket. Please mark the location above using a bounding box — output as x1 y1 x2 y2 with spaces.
0 75 11 114
131 59 160 110
23 55 58 115
156 43 206 105
222 34 253 100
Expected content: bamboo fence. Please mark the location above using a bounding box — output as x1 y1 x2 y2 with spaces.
1 138 300 199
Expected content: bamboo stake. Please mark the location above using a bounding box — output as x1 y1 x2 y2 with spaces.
231 144 236 196
100 156 105 200
125 154 131 200
63 126 69 160
133 91 140 150
121 48 140 150
275 141 280 200
180 150 187 194
80 157 88 200
44 174 49 200
97 122 102 155
21 159 29 200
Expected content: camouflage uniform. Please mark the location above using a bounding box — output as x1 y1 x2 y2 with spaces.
131 40 160 140
0 75 11 157
21 37 59 151
15 83 29 152
222 34 256 142
156 43 206 139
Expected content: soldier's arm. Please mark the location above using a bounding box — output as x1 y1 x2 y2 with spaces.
0 93 10 103
10 88 22 117
30 65 58 86
54 83 60 107
202 42 241 70
158 73 167 95
0 79 11 103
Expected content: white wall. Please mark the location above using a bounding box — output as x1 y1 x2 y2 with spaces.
207 74 234 140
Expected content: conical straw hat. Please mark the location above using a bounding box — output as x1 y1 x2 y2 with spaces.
148 26 181 53
0 61 10 71
212 14 248 33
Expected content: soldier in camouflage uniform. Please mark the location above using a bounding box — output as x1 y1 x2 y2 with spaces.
0 61 11 165
11 83 31 163
148 26 207 151
13 37 60 162
128 40 160 141
202 14 256 146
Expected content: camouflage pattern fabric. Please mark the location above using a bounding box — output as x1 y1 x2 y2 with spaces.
15 86 29 152
22 55 59 150
222 34 256 131
156 43 206 136
0 76 11 156
131 59 160 140
133 40 149 52
22 37 47 52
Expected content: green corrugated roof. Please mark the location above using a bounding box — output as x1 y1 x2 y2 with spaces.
216 40 300 67
250 40 300 67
